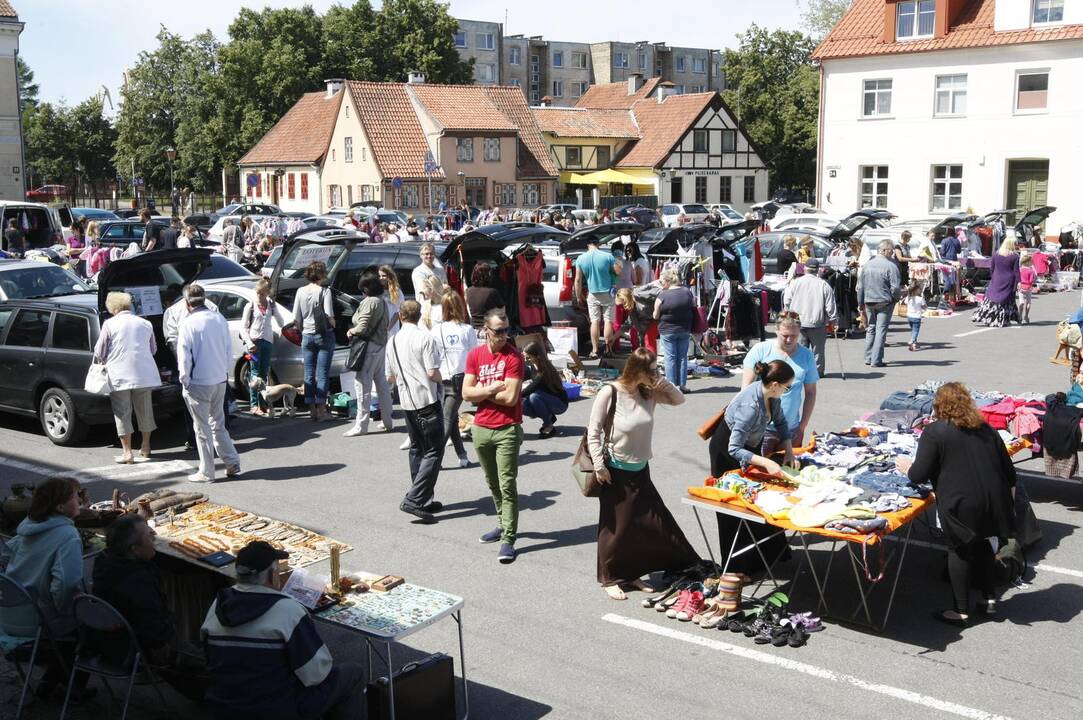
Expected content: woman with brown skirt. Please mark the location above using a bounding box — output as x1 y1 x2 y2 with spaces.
589 348 700 600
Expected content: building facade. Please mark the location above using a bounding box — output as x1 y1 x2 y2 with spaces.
0 1 24 200
814 0 1083 235
454 19 503 86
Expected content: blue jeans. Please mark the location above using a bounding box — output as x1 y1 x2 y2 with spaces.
863 303 892 366
301 330 335 404
659 332 690 388
522 390 568 427
907 318 922 344
248 339 273 408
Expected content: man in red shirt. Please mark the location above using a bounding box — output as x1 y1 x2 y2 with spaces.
463 309 524 564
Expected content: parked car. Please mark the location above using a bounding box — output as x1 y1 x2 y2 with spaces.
0 201 65 250
300 215 344 230
771 215 842 234
772 188 812 204
535 203 579 216
707 204 745 222
25 185 67 202
57 207 120 235
114 209 165 220
610 204 661 227
757 210 895 275
183 213 219 233
659 203 710 227
0 260 90 301
215 203 282 216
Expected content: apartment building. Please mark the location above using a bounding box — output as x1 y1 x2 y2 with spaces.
0 1 23 200
455 18 503 85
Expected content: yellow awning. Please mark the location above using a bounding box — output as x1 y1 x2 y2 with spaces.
567 168 657 186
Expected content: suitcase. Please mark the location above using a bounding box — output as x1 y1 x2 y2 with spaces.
367 652 456 720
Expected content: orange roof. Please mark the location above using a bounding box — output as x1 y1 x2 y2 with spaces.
483 85 559 179
410 84 518 132
0 1 17 18
238 91 342 166
347 81 438 180
616 93 714 169
532 107 639 139
576 77 662 110
814 0 1083 60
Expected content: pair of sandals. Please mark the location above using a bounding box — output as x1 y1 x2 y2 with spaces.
115 452 151 465
604 578 654 600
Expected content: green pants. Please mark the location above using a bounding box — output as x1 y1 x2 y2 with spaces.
472 423 524 544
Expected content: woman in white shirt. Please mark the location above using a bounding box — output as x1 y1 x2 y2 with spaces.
241 277 287 416
430 290 477 467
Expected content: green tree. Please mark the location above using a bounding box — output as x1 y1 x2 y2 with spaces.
322 1 377 80
16 57 38 112
801 0 852 41
171 32 225 193
722 25 819 193
23 102 74 188
367 0 473 83
69 97 118 201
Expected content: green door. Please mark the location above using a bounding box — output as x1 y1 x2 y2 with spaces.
1006 160 1049 224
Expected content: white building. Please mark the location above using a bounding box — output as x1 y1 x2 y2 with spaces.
813 0 1083 236
0 1 24 200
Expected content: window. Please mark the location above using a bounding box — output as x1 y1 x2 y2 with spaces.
743 176 756 203
676 56 686 73
477 64 496 82
344 136 353 163
693 57 706 74
693 129 708 153
931 165 963 211
476 32 494 50
484 137 501 161
288 173 295 199
361 184 372 202
530 91 539 102
510 78 521 87
454 30 467 48
50 314 89 351
403 185 419 209
1016 71 1049 111
722 130 736 152
695 176 708 203
522 183 540 206
638 52 648 70
614 52 628 68
566 146 582 167
862 79 893 116
596 146 610 168
5 310 49 347
859 165 889 208
498 183 516 206
510 46 521 65
572 82 588 97
720 176 732 203
553 51 563 68
456 138 474 162
300 173 308 200
215 292 248 321
552 81 564 98
572 52 588 69
1033 0 1064 24
896 0 935 40
934 74 967 116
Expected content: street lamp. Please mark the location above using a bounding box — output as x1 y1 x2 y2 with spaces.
457 170 465 205
165 148 176 211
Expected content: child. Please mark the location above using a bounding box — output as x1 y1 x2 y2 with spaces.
615 288 654 351
905 280 926 352
1018 252 1036 324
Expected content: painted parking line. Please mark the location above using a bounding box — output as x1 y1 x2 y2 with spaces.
954 325 1022 337
603 613 1012 720
3 457 194 483
880 535 1083 581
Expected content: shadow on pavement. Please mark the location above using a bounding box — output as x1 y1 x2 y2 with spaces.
515 523 596 555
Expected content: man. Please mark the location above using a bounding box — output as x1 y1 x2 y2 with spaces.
222 217 245 258
4 218 26 255
463 309 524 564
385 300 445 524
177 284 241 482
201 541 365 720
140 209 161 251
159 217 181 251
858 239 902 368
410 242 447 304
574 237 622 358
742 312 819 446
164 291 221 447
782 257 837 376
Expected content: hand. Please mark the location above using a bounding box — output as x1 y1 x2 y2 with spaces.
895 457 913 474
595 466 612 485
488 381 506 396
760 458 783 476
782 451 798 470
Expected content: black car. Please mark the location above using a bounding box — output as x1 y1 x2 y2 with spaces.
96 219 208 248
611 204 661 228
183 213 219 233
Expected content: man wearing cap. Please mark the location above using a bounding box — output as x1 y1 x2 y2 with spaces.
782 257 837 376
201 541 365 720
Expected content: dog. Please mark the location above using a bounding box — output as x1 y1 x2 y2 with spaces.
248 376 301 418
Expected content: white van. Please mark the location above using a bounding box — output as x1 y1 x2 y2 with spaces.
0 201 65 251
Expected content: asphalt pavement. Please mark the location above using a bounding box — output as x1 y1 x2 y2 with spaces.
3 287 1083 720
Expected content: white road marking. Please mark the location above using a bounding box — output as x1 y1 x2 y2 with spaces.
2 457 194 483
954 328 995 337
881 535 1083 581
602 613 1012 720
1033 562 1083 580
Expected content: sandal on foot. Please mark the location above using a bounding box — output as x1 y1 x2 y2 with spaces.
114 455 134 465
604 585 627 601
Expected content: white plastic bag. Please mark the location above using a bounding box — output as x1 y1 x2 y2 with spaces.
84 362 112 395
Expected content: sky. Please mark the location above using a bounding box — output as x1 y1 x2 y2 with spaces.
19 0 807 107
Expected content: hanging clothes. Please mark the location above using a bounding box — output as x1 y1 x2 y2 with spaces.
516 251 546 328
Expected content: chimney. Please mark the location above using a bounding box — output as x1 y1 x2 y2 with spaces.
656 81 676 104
324 78 344 98
627 73 645 95
407 71 426 85
539 95 552 107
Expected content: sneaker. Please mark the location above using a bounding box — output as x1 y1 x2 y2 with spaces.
399 438 411 450
675 591 705 622
399 503 436 524
478 527 502 544
458 456 471 468
343 427 366 437
497 543 517 564
187 473 214 483
666 589 693 619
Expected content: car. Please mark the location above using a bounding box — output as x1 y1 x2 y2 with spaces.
757 233 834 275
659 203 710 227
772 188 812 204
57 207 120 235
370 209 408 227
25 185 67 202
756 210 896 275
206 215 247 244
114 208 167 220
215 203 282 216
301 215 345 230
535 203 579 216
183 213 220 233
707 204 745 222
610 204 661 227
0 260 90 301
771 215 842 234
0 201 65 250
198 254 255 281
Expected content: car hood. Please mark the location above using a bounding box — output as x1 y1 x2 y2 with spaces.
1015 206 1056 235
96 248 212 314
269 228 361 299
826 210 895 242
559 222 643 254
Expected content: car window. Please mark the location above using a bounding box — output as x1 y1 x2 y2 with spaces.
198 256 252 280
662 206 677 215
684 205 709 215
759 235 780 258
215 292 248 321
0 265 88 299
102 224 128 239
5 309 51 347
0 308 12 337
50 313 90 351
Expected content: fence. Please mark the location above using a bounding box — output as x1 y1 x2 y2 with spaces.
65 194 230 216
599 194 657 210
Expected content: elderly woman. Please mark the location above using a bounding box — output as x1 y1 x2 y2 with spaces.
898 382 1016 626
95 291 160 463
972 237 1021 327
653 268 695 393
778 235 798 277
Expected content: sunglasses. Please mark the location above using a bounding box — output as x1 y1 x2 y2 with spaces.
487 327 509 336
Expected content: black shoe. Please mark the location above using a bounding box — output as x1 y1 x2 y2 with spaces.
400 503 436 524
872 362 887 368
931 610 969 628
421 501 443 513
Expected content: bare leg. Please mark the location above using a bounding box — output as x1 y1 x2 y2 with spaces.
590 320 601 356
117 434 133 463
140 431 152 458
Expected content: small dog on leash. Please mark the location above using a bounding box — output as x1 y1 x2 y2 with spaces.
248 376 301 418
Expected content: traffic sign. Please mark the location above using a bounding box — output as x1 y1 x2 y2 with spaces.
133 177 144 187
392 177 403 189
247 174 260 187
424 161 440 174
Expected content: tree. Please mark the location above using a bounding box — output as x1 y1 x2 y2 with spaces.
801 0 852 41
16 57 38 111
23 102 73 188
722 25 819 192
322 1 377 80
69 97 118 201
366 0 473 84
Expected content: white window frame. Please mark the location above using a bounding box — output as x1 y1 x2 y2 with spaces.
509 78 521 87
403 184 420 209
930 164 963 212
675 56 686 73
1032 0 1065 25
498 183 516 206
693 129 708 153
509 46 521 65
934 74 967 117
859 165 890 209
638 52 648 70
344 136 353 163
572 52 588 69
1015 69 1050 114
693 57 706 74
456 138 474 163
896 0 935 41
476 63 496 83
614 52 629 68
552 51 563 68
476 32 494 51
552 80 564 98
484 137 501 162
862 78 893 117
454 30 467 48
522 183 540 206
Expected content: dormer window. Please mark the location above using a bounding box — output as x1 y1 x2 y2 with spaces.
897 0 935 40
1033 0 1064 25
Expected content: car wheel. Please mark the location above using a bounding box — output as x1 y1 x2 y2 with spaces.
234 359 278 401
39 387 87 446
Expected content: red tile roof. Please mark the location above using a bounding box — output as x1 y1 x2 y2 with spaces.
483 85 559 179
0 1 17 18
575 78 662 109
813 0 1083 61
616 93 714 169
238 91 342 166
532 107 640 139
347 81 438 180
409 84 518 132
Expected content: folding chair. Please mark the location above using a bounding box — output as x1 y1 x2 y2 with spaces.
60 594 171 720
0 572 64 720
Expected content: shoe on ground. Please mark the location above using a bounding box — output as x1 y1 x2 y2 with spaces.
400 503 436 524
421 501 443 513
399 438 411 450
226 466 241 478
343 427 366 437
458 456 471 468
187 473 214 483
497 543 517 564
479 527 502 544
872 362 887 367
538 425 556 439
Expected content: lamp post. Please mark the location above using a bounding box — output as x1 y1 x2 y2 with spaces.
457 170 465 207
165 148 176 214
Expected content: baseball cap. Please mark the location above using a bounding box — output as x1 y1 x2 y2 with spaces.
235 541 289 574
804 257 821 271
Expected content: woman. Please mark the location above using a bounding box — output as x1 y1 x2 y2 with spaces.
615 288 654 353
430 289 477 466
521 341 569 438
66 220 87 276
653 268 694 393
420 274 445 329
95 291 160 463
898 382 1016 625
893 230 916 287
589 348 699 600
465 262 505 329
241 278 286 416
612 242 652 351
973 237 1021 327
292 261 336 421
378 264 402 335
344 270 395 437
777 235 798 277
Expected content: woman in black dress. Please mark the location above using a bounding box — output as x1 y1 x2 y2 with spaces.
898 382 1016 626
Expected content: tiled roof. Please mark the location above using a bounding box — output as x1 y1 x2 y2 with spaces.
238 91 342 166
616 93 714 169
0 1 17 18
483 86 559 179
576 77 662 110
531 107 639 139
409 84 518 132
813 0 1083 61
348 81 439 180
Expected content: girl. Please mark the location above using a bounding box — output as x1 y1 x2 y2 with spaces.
905 280 926 352
615 288 654 352
1018 252 1036 324
521 342 569 438
430 290 476 466
241 278 287 416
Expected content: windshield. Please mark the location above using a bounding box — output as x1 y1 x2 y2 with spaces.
683 205 709 215
198 255 254 280
0 265 90 299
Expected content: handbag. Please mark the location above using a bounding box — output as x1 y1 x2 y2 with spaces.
84 362 112 395
367 653 455 720
697 405 728 440
571 384 618 497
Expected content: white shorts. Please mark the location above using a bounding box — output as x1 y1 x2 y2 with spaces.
586 292 614 323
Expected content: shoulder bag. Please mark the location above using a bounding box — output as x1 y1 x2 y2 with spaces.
311 286 331 335
346 299 385 372
571 384 618 497
85 361 112 395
